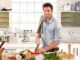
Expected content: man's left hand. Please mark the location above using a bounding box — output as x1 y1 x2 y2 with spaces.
36 48 46 53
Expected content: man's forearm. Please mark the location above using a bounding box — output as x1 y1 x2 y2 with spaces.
44 41 59 52
36 33 41 45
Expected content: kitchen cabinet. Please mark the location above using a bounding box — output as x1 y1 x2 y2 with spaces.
0 11 9 28
61 12 80 27
57 0 80 27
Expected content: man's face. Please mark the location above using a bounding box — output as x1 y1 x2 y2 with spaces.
43 7 53 19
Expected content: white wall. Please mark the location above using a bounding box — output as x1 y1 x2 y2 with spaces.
0 0 11 9
12 0 58 32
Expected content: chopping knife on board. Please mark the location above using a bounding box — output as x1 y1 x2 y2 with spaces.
35 44 39 51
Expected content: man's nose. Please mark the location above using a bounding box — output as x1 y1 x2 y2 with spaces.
45 11 48 14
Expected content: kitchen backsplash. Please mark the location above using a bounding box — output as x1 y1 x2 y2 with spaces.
0 29 37 44
60 27 80 43
0 27 80 43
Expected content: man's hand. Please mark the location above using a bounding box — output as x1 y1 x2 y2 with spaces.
36 48 46 53
44 41 59 52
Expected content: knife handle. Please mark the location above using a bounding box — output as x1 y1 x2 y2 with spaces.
35 44 39 51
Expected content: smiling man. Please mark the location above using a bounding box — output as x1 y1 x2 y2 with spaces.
36 3 61 53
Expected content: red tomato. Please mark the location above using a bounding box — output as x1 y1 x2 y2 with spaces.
30 51 40 54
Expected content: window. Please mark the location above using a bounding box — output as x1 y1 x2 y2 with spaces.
12 0 57 32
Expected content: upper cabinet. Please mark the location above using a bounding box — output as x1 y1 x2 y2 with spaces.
0 11 9 28
0 0 12 28
61 12 80 27
57 0 80 27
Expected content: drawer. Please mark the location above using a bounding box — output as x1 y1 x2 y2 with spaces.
61 12 73 17
0 12 9 17
61 18 73 22
0 17 9 22
0 22 9 28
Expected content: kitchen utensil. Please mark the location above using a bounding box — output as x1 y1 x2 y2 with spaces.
35 44 39 51
73 48 78 56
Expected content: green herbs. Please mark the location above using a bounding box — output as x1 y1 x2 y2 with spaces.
0 36 4 41
44 52 62 60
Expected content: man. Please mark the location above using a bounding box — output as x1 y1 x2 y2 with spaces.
36 3 61 53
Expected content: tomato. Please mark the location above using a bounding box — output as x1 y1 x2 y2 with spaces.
27 50 40 55
30 51 40 55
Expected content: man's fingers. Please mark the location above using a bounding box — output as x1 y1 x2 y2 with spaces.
36 49 42 53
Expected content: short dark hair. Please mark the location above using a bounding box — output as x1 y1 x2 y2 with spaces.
43 3 53 10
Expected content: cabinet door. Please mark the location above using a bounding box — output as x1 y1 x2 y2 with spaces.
61 12 80 27
72 12 80 26
0 12 9 28
0 12 9 17
61 12 73 27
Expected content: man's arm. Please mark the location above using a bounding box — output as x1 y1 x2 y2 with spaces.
36 34 41 45
44 41 59 52
37 41 59 53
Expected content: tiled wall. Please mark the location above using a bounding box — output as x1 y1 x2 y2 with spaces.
12 0 57 32
60 27 80 43
0 0 11 9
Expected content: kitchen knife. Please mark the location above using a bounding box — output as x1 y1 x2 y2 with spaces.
35 44 39 51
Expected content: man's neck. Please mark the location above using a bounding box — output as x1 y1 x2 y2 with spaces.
45 16 52 23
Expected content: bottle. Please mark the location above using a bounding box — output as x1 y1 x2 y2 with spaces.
64 3 71 11
22 30 28 43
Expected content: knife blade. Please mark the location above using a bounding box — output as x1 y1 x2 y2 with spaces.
35 44 39 51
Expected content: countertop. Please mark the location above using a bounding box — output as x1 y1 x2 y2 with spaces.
18 54 80 60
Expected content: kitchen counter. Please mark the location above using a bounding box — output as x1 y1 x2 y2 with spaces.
2 54 80 60
1 42 80 60
16 54 80 60
3 42 36 49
